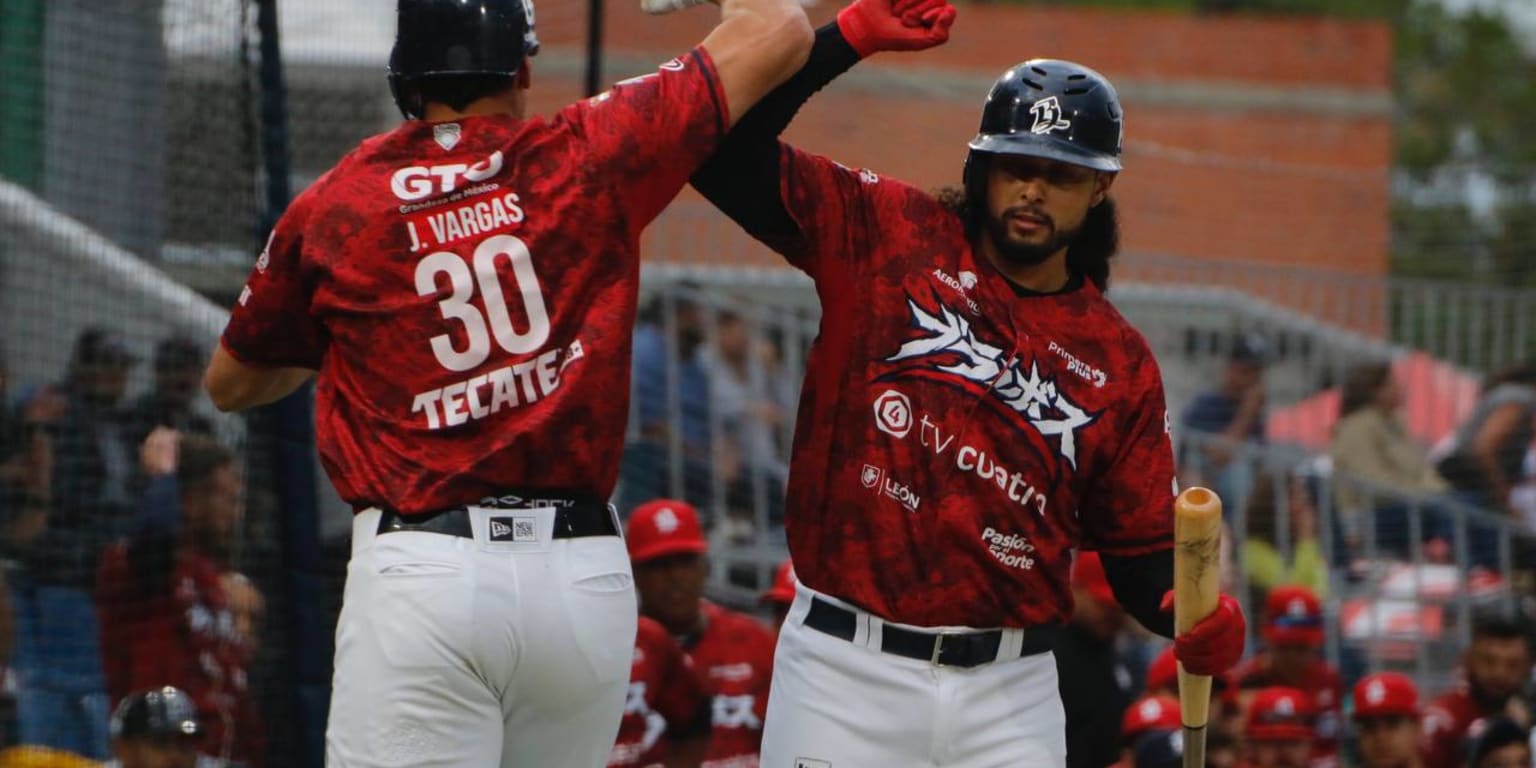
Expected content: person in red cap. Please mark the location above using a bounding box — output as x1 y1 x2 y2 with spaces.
626 499 777 767
1233 585 1344 765
760 560 797 633
1422 614 1534 768
1146 646 1245 746
1352 672 1424 768
608 616 712 767
1243 687 1317 768
1119 696 1181 767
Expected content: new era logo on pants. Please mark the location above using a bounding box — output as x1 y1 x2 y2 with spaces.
795 760 831 768
489 516 536 542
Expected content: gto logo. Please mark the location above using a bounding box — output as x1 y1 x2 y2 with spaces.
391 150 504 201
873 389 912 438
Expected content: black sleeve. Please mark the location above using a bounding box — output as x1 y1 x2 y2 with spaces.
1102 549 1175 639
689 22 861 246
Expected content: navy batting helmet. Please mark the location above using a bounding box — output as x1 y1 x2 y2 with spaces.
963 59 1124 193
388 0 541 119
111 686 202 741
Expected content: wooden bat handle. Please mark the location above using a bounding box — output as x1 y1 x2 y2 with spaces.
1174 486 1223 768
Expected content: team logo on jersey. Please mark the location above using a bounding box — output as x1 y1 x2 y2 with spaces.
1029 96 1072 135
958 270 978 290
872 389 912 438
433 123 462 151
860 464 883 489
882 294 1099 471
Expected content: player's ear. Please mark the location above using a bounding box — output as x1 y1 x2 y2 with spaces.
1092 172 1117 206
517 60 533 90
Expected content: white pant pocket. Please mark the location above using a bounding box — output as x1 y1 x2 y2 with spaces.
562 538 637 685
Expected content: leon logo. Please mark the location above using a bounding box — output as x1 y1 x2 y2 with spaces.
861 464 884 489
873 389 912 438
1029 96 1072 135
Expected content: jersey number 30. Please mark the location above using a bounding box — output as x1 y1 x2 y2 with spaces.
414 234 551 372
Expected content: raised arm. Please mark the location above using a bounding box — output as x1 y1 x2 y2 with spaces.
698 0 815 128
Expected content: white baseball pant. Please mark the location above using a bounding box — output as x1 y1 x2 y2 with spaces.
760 584 1067 768
325 506 638 767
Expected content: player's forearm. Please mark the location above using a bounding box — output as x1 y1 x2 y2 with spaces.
204 344 315 412
700 0 813 129
1101 548 1176 638
691 23 862 245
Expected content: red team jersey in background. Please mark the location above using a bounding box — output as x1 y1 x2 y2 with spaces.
220 50 727 513
772 146 1177 628
1422 686 1507 768
610 617 710 768
685 602 777 768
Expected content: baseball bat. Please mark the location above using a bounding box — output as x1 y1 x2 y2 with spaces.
1173 486 1223 768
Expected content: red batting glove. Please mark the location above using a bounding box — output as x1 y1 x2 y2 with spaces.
1160 591 1246 676
837 0 957 58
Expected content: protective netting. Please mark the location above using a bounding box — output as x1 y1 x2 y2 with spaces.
0 1 295 765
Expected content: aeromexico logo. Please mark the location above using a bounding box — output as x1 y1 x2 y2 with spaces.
881 295 1098 470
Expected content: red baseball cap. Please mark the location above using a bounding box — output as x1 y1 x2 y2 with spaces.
625 499 707 563
1071 551 1117 607
1122 696 1182 743
1352 672 1419 720
1145 646 1236 704
761 559 797 605
1246 687 1315 742
1263 585 1324 648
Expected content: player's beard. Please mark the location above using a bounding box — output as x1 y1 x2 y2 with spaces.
984 207 1081 267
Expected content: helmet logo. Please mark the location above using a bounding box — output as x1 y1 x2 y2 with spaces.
1028 96 1072 135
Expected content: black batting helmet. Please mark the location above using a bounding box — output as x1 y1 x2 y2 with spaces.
388 0 541 119
963 59 1124 193
111 686 202 741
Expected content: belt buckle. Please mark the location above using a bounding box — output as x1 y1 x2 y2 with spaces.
930 632 956 666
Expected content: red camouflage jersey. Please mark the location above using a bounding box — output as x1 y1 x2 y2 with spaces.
96 545 264 766
221 50 727 514
610 617 711 768
684 602 776 768
772 147 1176 628
1233 654 1344 765
1422 686 1515 768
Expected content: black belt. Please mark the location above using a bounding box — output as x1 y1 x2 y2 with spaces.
802 596 1059 668
375 493 618 540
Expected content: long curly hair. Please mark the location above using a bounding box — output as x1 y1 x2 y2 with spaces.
934 181 1120 292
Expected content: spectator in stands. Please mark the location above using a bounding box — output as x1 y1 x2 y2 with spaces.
106 686 214 768
625 500 775 766
698 311 789 532
1058 551 1139 768
760 559 796 633
0 344 54 557
1351 672 1423 768
1242 472 1328 605
95 432 263 767
1437 364 1536 518
1182 332 1268 514
625 292 714 513
1461 717 1530 768
1119 696 1180 768
1243 687 1317 768
1233 586 1343 765
124 336 213 445
1146 646 1245 748
1422 615 1534 768
1330 362 1449 526
10 327 141 761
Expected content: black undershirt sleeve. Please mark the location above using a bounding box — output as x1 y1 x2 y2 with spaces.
1101 548 1176 638
690 22 861 245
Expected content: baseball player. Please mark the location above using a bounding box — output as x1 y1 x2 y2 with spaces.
201 0 813 764
625 500 778 767
608 616 713 768
682 0 1249 762
1243 688 1317 768
1232 586 1344 766
1350 673 1424 768
1118 696 1181 768
1421 614 1534 768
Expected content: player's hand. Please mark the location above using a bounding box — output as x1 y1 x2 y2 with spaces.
838 0 957 58
1160 590 1246 676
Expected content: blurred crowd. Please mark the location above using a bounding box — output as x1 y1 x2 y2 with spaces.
0 329 262 768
